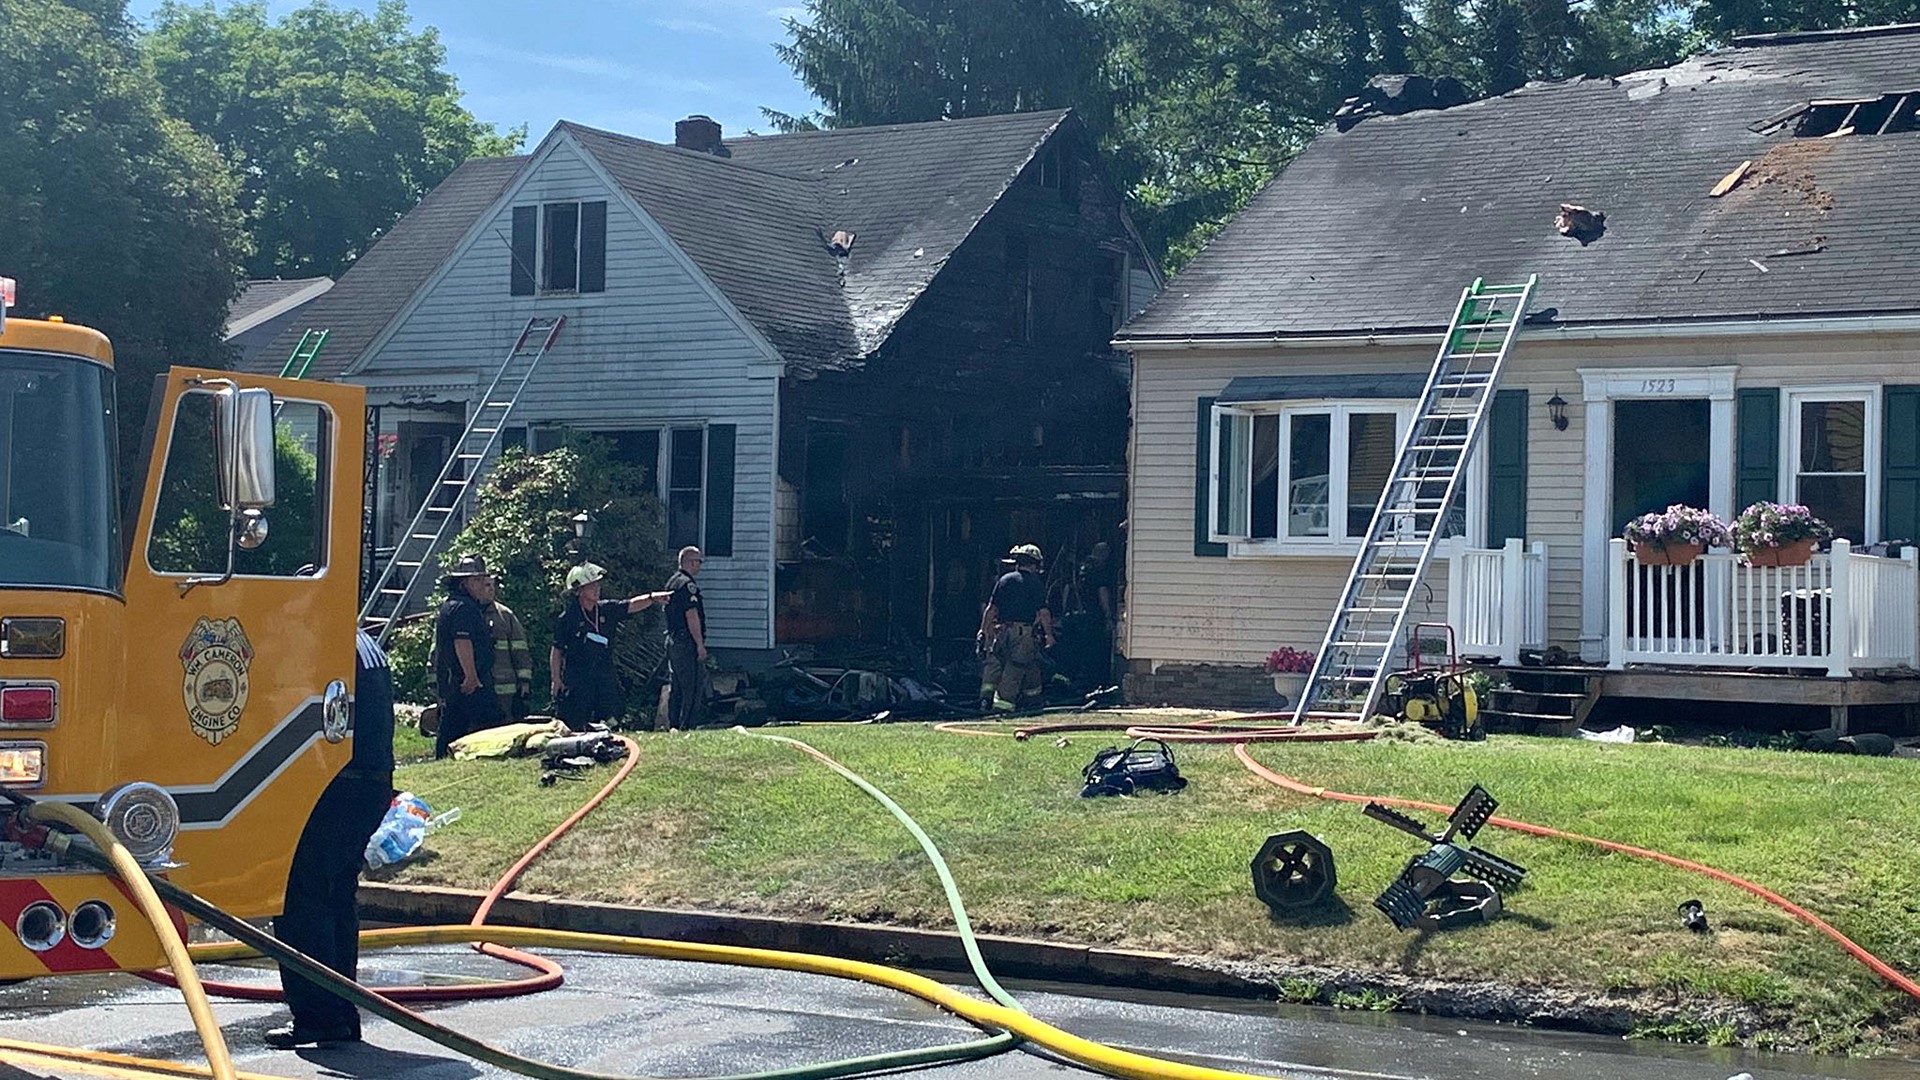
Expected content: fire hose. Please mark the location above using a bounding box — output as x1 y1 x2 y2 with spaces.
1 737 1321 1080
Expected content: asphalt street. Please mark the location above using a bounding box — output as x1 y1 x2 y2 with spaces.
0 947 1909 1080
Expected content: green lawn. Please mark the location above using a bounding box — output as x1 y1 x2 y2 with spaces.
387 717 1920 1054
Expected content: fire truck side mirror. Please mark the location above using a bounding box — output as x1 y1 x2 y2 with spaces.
218 387 277 511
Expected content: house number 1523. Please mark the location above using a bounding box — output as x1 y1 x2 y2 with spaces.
1641 378 1676 393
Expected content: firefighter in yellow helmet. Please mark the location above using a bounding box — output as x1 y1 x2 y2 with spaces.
978 544 1056 712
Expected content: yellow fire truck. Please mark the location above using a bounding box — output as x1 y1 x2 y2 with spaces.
0 278 365 978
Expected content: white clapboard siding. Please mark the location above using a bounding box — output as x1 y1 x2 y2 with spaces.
354 137 780 648
1127 327 1920 669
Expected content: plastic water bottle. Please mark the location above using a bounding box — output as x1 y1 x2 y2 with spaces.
426 807 462 833
363 793 434 869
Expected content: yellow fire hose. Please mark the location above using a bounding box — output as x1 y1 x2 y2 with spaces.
21 801 239 1080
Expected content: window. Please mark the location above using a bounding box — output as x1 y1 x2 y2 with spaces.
148 393 331 577
0 351 119 592
510 200 607 296
668 427 704 549
1211 400 1478 552
1787 390 1875 543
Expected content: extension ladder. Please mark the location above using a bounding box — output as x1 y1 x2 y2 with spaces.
359 315 565 643
278 328 329 380
1293 276 1538 724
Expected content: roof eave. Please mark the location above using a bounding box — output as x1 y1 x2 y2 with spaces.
1116 309 1920 350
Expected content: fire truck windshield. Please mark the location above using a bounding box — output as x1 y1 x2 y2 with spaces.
0 350 121 593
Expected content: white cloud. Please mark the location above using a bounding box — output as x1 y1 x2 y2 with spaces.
444 36 718 95
652 17 726 34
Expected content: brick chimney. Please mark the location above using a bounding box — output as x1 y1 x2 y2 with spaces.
674 115 729 157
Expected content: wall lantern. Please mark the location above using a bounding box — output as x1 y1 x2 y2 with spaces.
1546 392 1569 431
571 510 595 542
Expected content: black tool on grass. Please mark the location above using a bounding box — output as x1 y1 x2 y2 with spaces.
1250 831 1337 915
1363 784 1526 931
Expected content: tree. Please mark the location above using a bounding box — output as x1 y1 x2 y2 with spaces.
771 0 1108 130
146 0 523 278
0 0 248 474
1693 0 1920 37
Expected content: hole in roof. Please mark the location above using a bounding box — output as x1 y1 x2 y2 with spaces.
1793 92 1918 137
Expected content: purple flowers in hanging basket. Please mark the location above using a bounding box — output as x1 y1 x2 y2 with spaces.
1731 502 1834 553
1622 504 1732 549
1264 646 1316 675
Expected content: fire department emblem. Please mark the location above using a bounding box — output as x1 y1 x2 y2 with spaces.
179 617 253 746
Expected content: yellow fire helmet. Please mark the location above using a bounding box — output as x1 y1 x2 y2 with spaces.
565 562 607 592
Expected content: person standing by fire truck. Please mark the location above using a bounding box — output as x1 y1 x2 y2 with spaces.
267 629 395 1048
433 554 498 758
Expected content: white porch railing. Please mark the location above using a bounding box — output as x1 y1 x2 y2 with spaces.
1605 538 1920 675
1445 538 1549 665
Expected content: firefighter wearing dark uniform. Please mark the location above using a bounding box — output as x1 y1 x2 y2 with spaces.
433 554 498 759
663 546 710 731
550 562 668 731
980 544 1056 712
267 630 395 1048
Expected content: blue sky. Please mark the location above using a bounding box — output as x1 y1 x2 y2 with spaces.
129 0 825 145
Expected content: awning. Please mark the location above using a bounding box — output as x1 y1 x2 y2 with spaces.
1216 373 1426 403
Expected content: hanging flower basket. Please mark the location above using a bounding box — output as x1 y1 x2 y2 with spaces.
1633 541 1705 566
1745 537 1819 567
1624 505 1730 568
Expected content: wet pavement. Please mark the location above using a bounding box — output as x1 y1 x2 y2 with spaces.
0 947 1912 1080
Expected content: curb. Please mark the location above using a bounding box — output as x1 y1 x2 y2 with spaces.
358 882 1273 1001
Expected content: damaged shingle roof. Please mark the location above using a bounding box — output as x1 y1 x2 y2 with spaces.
1119 24 1920 341
252 110 1070 377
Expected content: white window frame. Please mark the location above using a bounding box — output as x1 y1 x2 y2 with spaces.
1780 385 1880 542
1209 399 1487 557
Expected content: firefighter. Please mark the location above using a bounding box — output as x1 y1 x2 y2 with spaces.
267 630 394 1048
550 563 668 731
479 572 534 720
433 554 498 758
979 544 1056 712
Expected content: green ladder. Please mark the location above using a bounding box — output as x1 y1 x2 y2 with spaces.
278 328 329 380
1294 275 1540 724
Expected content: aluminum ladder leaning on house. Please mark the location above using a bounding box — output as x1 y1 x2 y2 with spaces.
1293 276 1539 724
359 315 566 645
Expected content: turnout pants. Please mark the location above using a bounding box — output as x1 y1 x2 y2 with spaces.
275 770 392 1035
992 624 1044 711
665 635 709 730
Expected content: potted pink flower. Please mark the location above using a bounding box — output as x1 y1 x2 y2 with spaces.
1732 502 1833 567
1622 504 1731 566
1265 646 1315 703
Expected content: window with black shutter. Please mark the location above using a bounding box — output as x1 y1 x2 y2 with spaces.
513 200 607 295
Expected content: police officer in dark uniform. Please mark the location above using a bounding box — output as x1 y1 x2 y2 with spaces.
663 545 709 730
433 554 498 758
550 562 668 731
267 630 394 1048
979 544 1056 711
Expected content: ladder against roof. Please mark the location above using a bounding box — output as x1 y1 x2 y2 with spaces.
1293 275 1539 725
279 328 329 380
359 315 566 645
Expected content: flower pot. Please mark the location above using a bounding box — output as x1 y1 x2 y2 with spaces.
1745 538 1817 567
1633 541 1704 567
1270 672 1309 705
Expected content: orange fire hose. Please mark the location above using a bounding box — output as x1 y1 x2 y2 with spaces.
144 735 641 1002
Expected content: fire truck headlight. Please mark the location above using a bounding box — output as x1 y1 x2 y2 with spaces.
95 782 180 867
0 742 45 787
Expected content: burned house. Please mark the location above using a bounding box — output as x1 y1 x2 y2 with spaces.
250 110 1158 660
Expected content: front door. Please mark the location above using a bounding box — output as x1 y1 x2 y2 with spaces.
1611 399 1711 530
